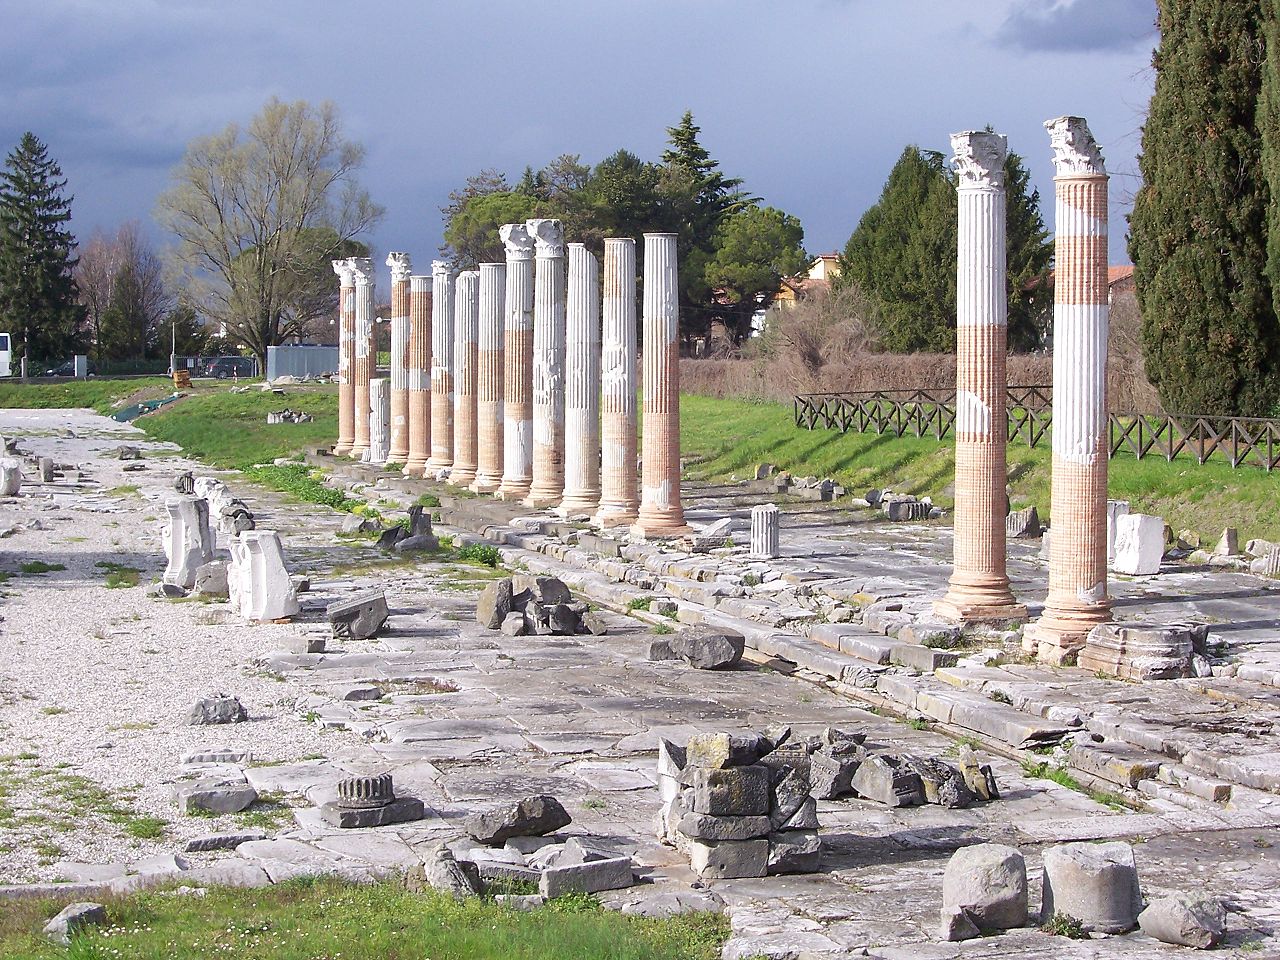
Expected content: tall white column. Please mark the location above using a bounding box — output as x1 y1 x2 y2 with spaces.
471 262 506 494
367 377 390 465
404 275 432 477
524 218 567 509
332 260 356 456
594 238 640 528
935 131 1025 626
1028 116 1112 665
425 260 455 477
386 252 412 464
632 233 690 538
558 243 602 515
349 257 375 460
450 270 480 486
497 224 535 501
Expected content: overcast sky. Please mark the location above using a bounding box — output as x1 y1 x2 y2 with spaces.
2 0 1156 270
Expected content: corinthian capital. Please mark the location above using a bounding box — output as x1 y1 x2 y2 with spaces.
950 131 1007 189
525 218 565 258
349 257 375 286
499 222 534 260
386 251 413 283
332 259 355 285
431 259 453 281
1045 116 1106 177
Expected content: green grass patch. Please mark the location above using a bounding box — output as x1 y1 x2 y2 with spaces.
96 561 142 588
18 561 65 575
106 483 141 497
0 879 728 959
1040 911 1088 939
242 463 357 512
456 543 502 568
1021 760 1131 811
626 596 655 611
416 493 442 508
0 377 173 414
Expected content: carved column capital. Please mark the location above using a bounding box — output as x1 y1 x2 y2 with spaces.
951 131 1007 189
332 259 356 285
349 257 375 286
499 223 534 260
525 218 565 258
1045 116 1107 177
386 251 413 282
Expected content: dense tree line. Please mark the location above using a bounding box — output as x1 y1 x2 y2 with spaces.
441 112 809 343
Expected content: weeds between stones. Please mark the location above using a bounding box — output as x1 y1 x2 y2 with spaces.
1040 912 1087 939
18 561 65 575
1020 760 1130 811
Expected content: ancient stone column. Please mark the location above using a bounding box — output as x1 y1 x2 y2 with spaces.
497 223 535 500
425 260 455 477
471 262 506 494
333 260 356 456
163 496 213 588
404 275 432 477
632 233 690 538
367 377 390 465
524 218 567 509
349 257 375 460
558 243 602 516
594 238 640 527
750 503 780 560
449 270 480 487
229 530 300 622
935 131 1026 626
386 252 412 464
1028 116 1112 664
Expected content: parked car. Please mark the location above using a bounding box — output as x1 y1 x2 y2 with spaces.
44 359 96 377
206 356 256 379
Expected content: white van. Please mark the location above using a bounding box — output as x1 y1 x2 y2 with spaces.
0 333 11 378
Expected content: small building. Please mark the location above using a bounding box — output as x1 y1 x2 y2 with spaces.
774 254 843 311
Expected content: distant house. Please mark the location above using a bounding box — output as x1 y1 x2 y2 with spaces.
1027 264 1134 305
774 254 842 310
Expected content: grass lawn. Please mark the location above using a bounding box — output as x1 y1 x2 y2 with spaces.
2 378 1276 543
0 879 727 959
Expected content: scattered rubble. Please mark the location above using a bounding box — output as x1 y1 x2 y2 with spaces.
266 409 314 424
474 575 599 637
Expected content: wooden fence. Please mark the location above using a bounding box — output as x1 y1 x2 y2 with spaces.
793 387 1280 471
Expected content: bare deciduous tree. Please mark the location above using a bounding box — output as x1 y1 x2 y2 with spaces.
75 221 171 363
155 98 382 366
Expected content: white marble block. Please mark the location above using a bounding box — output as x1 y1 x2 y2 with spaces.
750 503 780 559
367 377 390 465
163 496 214 588
1106 500 1130 564
1111 513 1164 576
0 457 22 496
229 530 299 621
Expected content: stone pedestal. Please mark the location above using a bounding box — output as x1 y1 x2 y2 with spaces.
497 223 535 500
524 218 567 509
425 260 455 478
594 238 640 527
1027 117 1112 664
935 131 1026 625
559 242 601 515
750 504 780 560
471 262 506 494
0 458 21 497
404 275 432 477
228 530 300 622
163 496 214 588
632 233 690 539
386 252 412 464
349 258 375 460
332 260 356 456
449 270 480 486
367 377 390 465
1078 622 1193 680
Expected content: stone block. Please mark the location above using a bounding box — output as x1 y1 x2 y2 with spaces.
1112 513 1164 576
777 796 818 830
686 732 765 769
43 902 106 944
539 857 634 898
688 838 768 879
850 754 924 807
942 842 1027 930
1006 506 1041 539
1041 841 1142 934
193 561 229 598
188 694 246 725
810 749 861 799
319 796 425 828
1069 742 1161 788
768 766 811 826
669 627 745 669
465 795 572 846
1106 500 1130 564
476 578 513 629
886 499 929 521
176 781 257 814
890 643 959 671
691 765 770 816
184 830 267 852
1138 895 1226 949
939 905 981 942
901 755 974 808
1080 622 1193 681
676 813 771 841
326 590 389 640
767 829 821 874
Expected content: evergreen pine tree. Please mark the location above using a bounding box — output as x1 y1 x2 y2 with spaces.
1259 0 1280 355
1130 0 1279 416
0 133 83 365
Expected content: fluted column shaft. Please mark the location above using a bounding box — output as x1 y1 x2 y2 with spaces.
559 243 602 514
425 261 455 475
367 377 390 465
595 238 640 527
632 233 689 537
386 252 412 464
1030 116 1112 664
350 258 375 459
333 261 356 456
449 271 480 486
404 276 432 476
525 219 567 508
497 224 535 500
471 262 506 494
936 132 1024 625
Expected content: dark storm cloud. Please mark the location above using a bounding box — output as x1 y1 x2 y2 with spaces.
997 0 1157 53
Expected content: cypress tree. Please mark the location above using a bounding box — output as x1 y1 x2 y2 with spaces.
0 133 83 365
1130 1 1279 416
1260 0 1280 347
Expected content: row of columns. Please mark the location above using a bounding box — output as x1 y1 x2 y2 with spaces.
330 223 689 538
936 116 1111 666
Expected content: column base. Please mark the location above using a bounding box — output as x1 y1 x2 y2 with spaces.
448 468 478 487
387 448 410 464
557 492 600 517
349 444 369 460
469 474 503 495
1023 611 1110 666
594 505 639 529
933 597 1027 627
495 481 531 501
402 459 427 478
334 442 353 457
522 491 563 510
630 521 693 541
